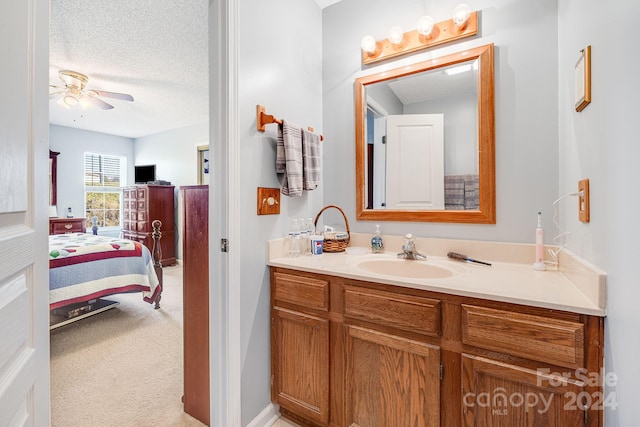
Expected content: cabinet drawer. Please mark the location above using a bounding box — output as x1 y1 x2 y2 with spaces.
137 211 147 221
51 222 82 234
50 218 85 234
136 188 147 199
273 272 329 312
343 286 441 337
137 200 146 210
461 305 584 368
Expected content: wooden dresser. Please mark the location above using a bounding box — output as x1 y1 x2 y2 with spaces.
181 185 209 425
49 217 86 234
122 184 176 266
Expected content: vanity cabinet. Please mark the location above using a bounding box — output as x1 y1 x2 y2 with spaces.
270 267 604 427
271 271 330 425
344 325 441 427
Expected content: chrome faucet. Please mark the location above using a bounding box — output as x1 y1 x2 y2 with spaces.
397 233 426 260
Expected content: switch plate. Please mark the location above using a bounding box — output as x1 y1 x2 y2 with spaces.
257 187 280 215
578 178 590 222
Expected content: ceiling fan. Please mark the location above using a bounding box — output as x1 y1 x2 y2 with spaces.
49 70 134 110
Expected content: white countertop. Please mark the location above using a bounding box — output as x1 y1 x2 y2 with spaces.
267 233 606 316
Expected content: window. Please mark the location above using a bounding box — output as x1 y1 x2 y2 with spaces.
84 152 126 228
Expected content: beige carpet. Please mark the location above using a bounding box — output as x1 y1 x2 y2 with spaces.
50 264 206 427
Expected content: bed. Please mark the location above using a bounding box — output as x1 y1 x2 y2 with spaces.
49 220 164 329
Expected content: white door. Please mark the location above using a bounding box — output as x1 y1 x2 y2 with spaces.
0 0 50 425
386 114 445 210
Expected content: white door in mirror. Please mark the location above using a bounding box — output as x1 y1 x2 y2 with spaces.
386 114 444 210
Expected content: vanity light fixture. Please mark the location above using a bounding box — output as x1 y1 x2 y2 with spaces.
388 26 404 45
452 3 471 28
360 35 377 54
361 5 479 65
416 16 435 37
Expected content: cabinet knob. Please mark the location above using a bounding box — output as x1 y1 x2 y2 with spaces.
65 224 73 229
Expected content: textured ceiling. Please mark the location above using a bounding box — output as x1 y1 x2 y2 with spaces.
49 0 209 138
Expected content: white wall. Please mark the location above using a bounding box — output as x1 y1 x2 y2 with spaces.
134 122 209 186
134 121 209 260
558 1 640 425
49 124 134 221
237 0 323 423
323 0 559 242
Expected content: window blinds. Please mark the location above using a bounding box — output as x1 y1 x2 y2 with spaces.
84 153 122 188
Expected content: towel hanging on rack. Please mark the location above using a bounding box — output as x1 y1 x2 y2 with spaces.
302 129 320 190
277 120 304 197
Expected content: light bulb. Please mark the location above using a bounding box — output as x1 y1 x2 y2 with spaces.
417 16 435 36
361 35 377 54
63 95 78 106
452 4 471 27
388 26 404 45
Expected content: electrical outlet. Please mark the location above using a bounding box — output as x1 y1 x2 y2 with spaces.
578 178 590 222
257 187 280 215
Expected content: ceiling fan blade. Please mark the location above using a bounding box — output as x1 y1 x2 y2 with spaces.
91 90 134 102
85 95 114 110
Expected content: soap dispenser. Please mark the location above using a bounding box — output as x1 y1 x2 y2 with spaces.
371 224 384 253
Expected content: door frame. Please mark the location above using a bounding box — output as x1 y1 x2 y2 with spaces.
210 0 241 425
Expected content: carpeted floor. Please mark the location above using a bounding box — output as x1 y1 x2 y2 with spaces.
50 264 206 427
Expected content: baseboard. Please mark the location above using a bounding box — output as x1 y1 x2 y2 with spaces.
246 403 280 427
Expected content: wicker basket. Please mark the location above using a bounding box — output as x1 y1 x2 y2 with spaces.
314 205 350 252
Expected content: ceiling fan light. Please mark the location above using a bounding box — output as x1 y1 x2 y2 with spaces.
79 96 93 109
63 94 79 106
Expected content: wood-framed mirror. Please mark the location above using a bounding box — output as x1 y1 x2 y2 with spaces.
355 43 495 223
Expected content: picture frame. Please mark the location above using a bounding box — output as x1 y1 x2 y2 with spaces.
574 45 591 112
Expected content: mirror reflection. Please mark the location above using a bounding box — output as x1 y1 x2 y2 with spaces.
355 43 495 223
365 59 479 211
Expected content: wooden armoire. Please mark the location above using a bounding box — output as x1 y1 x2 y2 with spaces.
181 185 209 425
122 184 176 266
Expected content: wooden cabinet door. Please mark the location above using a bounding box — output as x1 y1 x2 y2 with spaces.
344 325 441 427
462 354 585 427
272 306 330 425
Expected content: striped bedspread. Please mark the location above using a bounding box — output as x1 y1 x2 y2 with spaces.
49 233 160 309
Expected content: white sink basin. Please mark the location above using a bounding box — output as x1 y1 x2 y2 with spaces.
355 258 456 279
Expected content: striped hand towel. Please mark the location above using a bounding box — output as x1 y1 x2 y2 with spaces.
278 120 303 197
302 129 321 190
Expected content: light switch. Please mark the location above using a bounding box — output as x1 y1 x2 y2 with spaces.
257 187 280 215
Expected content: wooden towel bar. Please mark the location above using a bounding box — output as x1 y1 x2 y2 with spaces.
256 104 324 141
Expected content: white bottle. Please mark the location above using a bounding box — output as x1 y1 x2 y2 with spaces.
288 219 301 258
533 211 546 271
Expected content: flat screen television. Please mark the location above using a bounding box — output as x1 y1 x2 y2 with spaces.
134 164 156 184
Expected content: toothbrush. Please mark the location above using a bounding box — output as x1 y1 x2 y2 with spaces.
447 251 492 266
